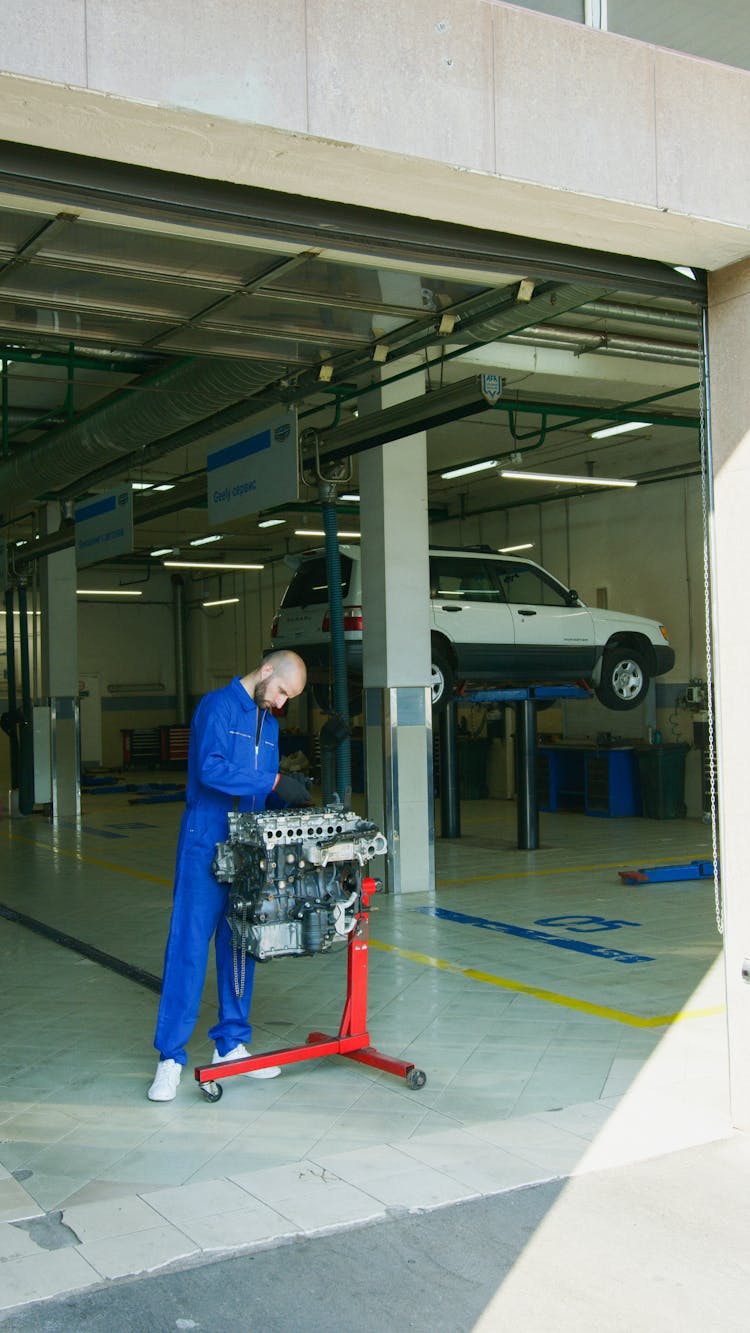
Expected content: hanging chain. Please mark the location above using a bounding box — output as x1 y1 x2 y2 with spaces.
232 898 248 997
698 310 723 934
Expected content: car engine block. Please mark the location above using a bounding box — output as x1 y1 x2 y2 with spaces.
212 805 387 962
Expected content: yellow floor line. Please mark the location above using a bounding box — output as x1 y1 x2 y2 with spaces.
5 829 723 1029
437 853 713 887
3 829 172 886
6 828 710 892
368 939 725 1028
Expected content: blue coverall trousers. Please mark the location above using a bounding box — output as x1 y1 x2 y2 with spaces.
153 676 278 1065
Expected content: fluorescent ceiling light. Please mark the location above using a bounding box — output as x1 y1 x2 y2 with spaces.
152 483 175 492
163 559 264 570
15 539 27 546
76 588 143 596
589 421 651 440
258 518 285 528
190 534 222 546
498 542 534 553
441 459 497 480
293 528 361 539
150 547 174 557
202 596 240 608
130 481 152 490
340 493 360 502
501 469 637 489
673 265 697 280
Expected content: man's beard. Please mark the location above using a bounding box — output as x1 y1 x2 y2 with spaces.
253 679 273 709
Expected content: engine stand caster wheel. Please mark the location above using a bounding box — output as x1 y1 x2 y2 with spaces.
201 1080 223 1103
405 1068 427 1090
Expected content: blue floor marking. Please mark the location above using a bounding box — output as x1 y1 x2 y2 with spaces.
415 906 654 964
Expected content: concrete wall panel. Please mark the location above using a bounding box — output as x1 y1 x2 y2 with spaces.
85 0 308 133
0 3 748 273
2 0 87 86
492 5 657 206
656 51 750 231
307 0 495 172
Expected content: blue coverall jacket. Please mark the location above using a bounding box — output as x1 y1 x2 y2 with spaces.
154 676 279 1065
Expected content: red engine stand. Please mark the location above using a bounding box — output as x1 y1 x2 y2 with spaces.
194 877 427 1101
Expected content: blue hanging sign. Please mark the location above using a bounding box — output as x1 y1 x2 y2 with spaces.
207 408 298 525
75 487 133 568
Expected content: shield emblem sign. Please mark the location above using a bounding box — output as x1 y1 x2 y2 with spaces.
480 373 503 406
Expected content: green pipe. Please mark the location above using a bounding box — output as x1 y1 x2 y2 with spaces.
426 384 699 477
299 324 700 431
1 360 7 459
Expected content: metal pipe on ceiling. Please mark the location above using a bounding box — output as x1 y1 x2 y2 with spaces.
508 333 698 365
0 354 287 515
18 280 612 509
4 407 65 427
172 574 189 726
1 345 162 371
502 325 699 364
578 300 698 331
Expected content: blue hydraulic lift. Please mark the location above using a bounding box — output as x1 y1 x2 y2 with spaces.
438 684 592 851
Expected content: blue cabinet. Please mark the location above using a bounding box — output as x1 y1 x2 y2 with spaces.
538 746 641 818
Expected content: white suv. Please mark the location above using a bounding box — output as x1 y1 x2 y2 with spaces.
271 544 675 713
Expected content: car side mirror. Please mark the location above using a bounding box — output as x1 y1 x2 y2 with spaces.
567 589 579 605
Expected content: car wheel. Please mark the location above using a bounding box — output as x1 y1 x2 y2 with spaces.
595 645 650 711
431 644 455 713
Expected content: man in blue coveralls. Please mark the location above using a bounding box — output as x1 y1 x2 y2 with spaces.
148 650 310 1101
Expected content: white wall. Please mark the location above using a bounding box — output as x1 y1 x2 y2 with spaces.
76 572 176 766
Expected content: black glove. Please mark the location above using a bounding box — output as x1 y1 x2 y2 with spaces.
274 773 313 807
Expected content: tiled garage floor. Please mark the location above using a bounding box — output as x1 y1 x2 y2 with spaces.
0 788 730 1312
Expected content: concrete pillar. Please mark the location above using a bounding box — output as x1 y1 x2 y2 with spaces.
359 359 434 895
39 503 80 820
707 257 750 1129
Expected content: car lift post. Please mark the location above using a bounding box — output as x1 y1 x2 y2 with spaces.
441 685 592 851
194 876 427 1101
437 702 461 839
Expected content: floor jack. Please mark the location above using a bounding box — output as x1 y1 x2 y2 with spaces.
618 858 718 885
194 877 427 1102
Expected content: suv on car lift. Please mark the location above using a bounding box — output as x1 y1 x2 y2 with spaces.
271 544 675 713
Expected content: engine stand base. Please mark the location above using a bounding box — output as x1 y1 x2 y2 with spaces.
194 878 427 1097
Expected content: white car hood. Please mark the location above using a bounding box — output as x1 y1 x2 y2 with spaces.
588 605 666 642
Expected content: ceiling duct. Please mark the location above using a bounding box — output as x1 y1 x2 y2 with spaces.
449 282 612 346
0 355 287 515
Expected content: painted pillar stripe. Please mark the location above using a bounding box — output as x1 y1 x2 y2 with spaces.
416 905 654 964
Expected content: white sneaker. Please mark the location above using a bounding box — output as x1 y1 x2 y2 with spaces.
212 1043 281 1079
147 1058 181 1101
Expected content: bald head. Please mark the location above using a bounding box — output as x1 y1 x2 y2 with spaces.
242 650 307 711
